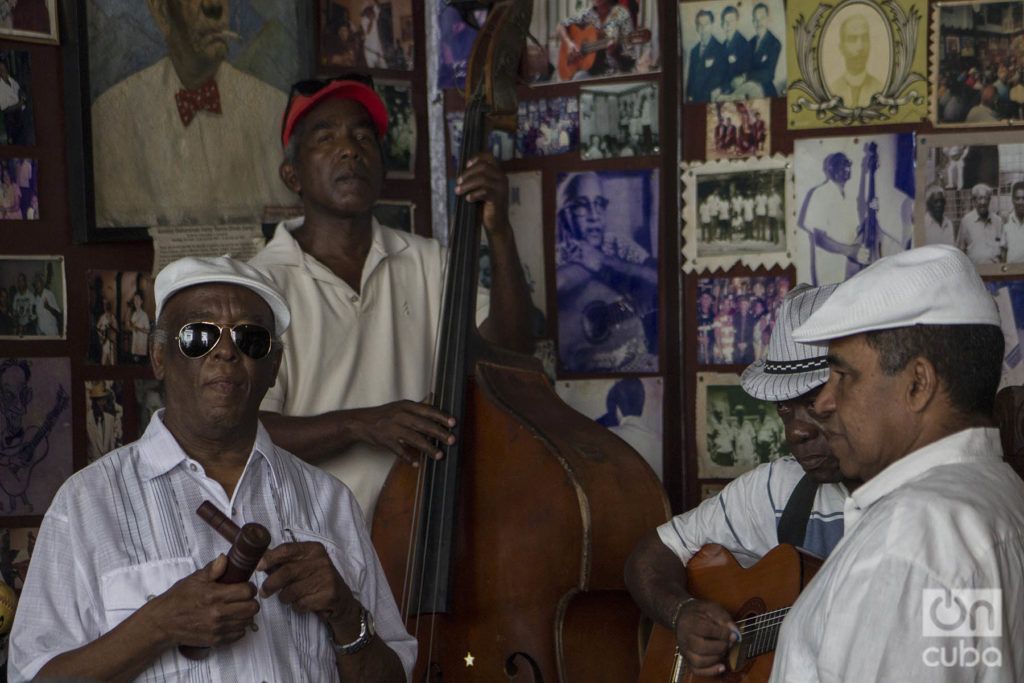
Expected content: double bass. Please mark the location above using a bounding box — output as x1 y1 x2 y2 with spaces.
371 1 669 680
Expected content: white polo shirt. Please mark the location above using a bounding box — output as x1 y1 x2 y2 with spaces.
771 428 1024 682
251 218 447 521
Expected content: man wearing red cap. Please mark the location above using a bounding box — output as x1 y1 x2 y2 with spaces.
251 78 533 522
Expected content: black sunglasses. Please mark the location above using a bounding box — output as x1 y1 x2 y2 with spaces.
282 73 376 140
174 322 274 360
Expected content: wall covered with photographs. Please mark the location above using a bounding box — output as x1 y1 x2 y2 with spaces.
5 1 1024 623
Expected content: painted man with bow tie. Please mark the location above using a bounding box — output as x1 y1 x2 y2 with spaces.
90 0 295 227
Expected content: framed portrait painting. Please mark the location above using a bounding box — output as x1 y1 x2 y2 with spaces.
65 0 310 240
786 0 927 129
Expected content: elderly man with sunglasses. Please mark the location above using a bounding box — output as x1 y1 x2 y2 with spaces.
249 76 533 522
9 257 414 682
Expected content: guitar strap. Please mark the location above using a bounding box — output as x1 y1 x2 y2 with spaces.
776 473 819 548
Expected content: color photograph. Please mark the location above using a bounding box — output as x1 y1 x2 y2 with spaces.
0 256 64 339
696 275 792 365
318 0 414 71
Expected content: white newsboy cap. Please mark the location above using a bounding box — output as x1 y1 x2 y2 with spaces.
741 283 837 402
154 256 291 335
792 245 999 343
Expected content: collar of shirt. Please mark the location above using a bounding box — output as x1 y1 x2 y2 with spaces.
261 216 409 289
136 409 281 483
844 427 1002 530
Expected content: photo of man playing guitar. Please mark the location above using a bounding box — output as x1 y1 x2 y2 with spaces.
557 0 651 80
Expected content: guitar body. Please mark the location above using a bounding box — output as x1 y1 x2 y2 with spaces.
558 25 601 81
637 543 821 683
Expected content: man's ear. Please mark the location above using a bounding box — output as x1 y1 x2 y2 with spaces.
147 0 171 38
280 161 301 195
905 356 939 413
150 337 167 381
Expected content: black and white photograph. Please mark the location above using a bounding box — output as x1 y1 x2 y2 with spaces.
933 1 1024 126
85 270 155 365
376 80 415 178
0 357 71 516
556 377 664 477
555 169 659 374
0 527 38 596
0 256 64 339
0 51 34 146
446 112 515 167
135 379 165 438
787 0 927 128
83 380 123 464
0 0 57 44
517 97 579 159
680 0 786 104
705 98 769 160
794 133 915 285
681 156 791 274
915 132 1024 275
318 0 414 71
372 200 414 233
0 158 37 220
524 0 660 85
696 371 787 478
580 82 658 159
696 275 792 365
987 278 1024 389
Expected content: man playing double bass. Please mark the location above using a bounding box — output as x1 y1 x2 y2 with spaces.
625 284 859 677
249 75 532 522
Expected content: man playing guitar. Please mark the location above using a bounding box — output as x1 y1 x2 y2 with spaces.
557 0 644 80
625 284 860 678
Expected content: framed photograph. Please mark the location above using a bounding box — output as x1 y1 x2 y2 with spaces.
135 379 165 439
986 278 1024 389
0 357 72 518
446 111 515 166
696 275 793 365
0 0 57 44
0 158 38 220
794 133 915 285
372 200 414 233
556 377 664 477
0 50 35 145
680 0 787 105
696 371 786 478
523 0 660 85
375 79 415 178
84 380 124 463
67 0 309 239
0 527 39 596
555 169 659 375
580 82 658 160
786 0 927 129
932 1 1024 126
0 255 65 339
705 98 769 161
681 155 791 274
914 131 1024 275
85 269 155 365
318 0 414 71
516 97 579 159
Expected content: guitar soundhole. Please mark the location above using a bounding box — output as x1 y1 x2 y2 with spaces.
581 300 611 343
729 597 768 674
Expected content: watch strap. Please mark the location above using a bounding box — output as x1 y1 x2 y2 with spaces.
333 607 375 656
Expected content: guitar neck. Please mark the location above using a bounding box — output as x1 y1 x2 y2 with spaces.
580 37 615 54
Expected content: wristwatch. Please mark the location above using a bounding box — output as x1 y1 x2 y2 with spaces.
333 606 375 656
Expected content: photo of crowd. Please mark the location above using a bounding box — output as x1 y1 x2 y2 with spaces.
696 275 792 366
697 373 787 478
517 97 579 159
580 82 658 159
935 1 1024 124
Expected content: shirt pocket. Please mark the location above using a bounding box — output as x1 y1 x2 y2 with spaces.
99 557 196 632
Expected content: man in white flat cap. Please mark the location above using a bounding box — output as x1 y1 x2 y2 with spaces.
771 245 1024 682
626 284 856 678
9 256 413 682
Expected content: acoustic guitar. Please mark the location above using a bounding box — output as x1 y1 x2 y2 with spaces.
558 24 651 81
637 543 822 683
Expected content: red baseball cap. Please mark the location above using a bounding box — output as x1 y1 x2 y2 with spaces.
280 79 389 149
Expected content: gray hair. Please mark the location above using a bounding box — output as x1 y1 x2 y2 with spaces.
971 183 993 198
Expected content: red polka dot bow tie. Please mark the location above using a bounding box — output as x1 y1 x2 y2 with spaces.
175 79 222 127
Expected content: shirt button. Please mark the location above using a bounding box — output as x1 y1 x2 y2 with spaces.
350 295 359 303
189 463 198 472
146 594 155 601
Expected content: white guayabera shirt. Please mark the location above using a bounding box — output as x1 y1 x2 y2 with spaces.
771 428 1024 682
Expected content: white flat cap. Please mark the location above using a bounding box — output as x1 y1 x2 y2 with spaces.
741 283 837 402
792 245 999 344
155 256 291 335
